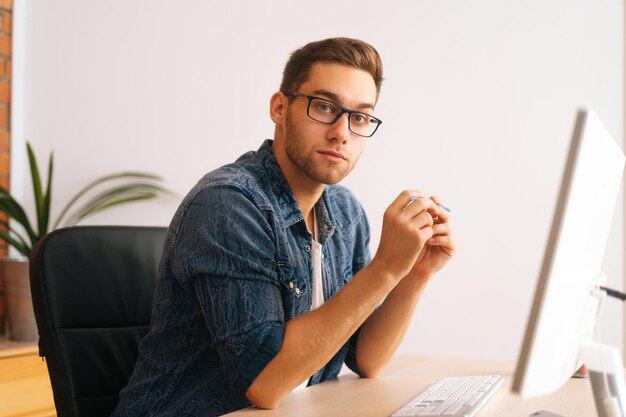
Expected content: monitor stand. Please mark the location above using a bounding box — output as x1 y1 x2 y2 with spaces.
578 285 626 417
579 342 626 417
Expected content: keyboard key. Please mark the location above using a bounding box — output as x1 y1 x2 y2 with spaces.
391 375 503 417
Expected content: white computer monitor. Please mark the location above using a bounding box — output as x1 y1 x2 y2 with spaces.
512 108 625 400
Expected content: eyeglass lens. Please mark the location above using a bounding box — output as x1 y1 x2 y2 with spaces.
308 98 379 137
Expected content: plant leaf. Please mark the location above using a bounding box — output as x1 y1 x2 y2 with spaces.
0 188 38 245
68 186 161 220
0 229 31 257
65 183 164 220
26 142 46 237
0 220 31 252
53 172 163 229
41 151 53 237
72 192 157 224
61 183 167 226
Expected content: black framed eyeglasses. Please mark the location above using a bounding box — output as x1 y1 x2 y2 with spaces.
283 92 383 138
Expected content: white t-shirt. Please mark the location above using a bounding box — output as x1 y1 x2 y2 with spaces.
293 212 324 391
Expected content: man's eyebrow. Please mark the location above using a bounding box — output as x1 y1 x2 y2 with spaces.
312 89 376 111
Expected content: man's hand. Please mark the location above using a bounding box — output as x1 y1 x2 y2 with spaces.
373 190 438 280
408 195 455 281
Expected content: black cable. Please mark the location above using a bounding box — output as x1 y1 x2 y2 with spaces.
600 286 626 302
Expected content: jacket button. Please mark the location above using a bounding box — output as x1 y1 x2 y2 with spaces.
289 281 294 289
305 245 311 252
295 288 301 296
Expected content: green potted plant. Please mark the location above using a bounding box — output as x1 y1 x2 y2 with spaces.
0 142 173 341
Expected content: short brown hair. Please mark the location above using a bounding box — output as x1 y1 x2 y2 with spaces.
279 37 384 100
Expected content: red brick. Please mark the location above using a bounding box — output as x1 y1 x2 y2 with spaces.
1 11 11 33
5 58 10 79
0 152 9 175
0 129 8 150
0 209 9 262
0 80 9 102
0 80 10 102
0 35 10 56
0 105 8 129
0 0 12 11
0 176 8 190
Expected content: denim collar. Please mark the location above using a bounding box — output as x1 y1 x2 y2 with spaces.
255 139 336 243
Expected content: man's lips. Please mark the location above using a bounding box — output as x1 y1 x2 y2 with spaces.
319 150 347 161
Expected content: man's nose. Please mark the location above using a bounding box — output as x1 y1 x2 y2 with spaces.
327 113 350 143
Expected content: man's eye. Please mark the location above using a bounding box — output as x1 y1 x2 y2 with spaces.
352 114 368 125
317 103 335 113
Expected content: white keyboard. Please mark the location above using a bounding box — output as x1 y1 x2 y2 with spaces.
391 375 504 417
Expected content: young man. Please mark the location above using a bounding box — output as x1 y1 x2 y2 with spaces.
113 37 455 416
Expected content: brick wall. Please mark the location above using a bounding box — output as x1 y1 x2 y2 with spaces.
0 0 11 334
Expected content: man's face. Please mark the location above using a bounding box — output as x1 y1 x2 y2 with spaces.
282 62 378 186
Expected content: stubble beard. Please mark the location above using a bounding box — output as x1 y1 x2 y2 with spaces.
284 111 357 185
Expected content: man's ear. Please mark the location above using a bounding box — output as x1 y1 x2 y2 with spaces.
269 92 288 125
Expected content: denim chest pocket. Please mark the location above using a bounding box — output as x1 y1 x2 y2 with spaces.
341 258 367 284
342 266 353 282
341 265 358 293
334 212 363 243
278 264 310 319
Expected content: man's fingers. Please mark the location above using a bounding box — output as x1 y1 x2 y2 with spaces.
427 234 455 250
387 190 422 213
429 195 450 215
387 190 435 219
427 204 450 225
403 196 437 220
415 210 434 230
431 223 449 236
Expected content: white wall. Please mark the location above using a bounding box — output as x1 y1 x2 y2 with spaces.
13 0 623 361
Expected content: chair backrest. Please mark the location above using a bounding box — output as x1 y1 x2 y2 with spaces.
29 226 167 417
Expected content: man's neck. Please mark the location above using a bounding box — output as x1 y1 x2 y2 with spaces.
271 140 325 232
284 169 325 234
294 185 324 235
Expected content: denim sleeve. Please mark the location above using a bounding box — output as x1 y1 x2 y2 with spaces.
345 201 371 376
344 327 363 376
173 184 285 393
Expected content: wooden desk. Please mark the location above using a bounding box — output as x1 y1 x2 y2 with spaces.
225 355 596 417
0 338 56 417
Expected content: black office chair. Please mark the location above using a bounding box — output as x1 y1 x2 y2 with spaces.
29 225 167 417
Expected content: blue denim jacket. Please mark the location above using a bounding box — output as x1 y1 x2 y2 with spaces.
113 140 371 416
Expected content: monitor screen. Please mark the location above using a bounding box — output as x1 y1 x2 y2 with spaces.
512 108 625 397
